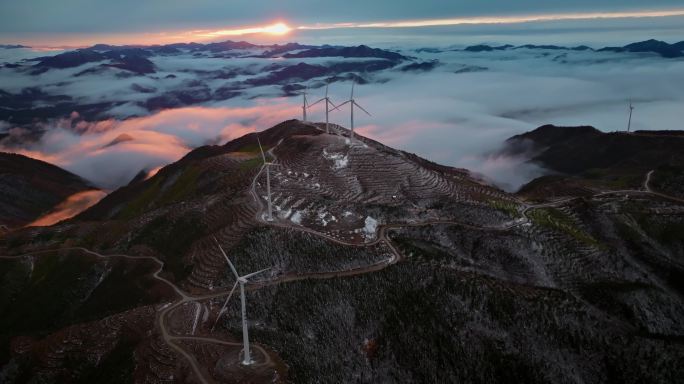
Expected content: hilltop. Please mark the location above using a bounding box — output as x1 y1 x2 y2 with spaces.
502 125 684 200
1 120 683 383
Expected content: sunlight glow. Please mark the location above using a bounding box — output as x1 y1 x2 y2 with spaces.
297 8 684 30
196 22 291 38
6 8 684 48
264 22 292 35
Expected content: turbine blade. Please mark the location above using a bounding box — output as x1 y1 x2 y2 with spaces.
211 281 238 331
325 83 329 98
213 236 240 279
256 135 266 164
351 81 355 99
309 98 325 107
329 100 348 112
242 267 271 280
354 101 371 116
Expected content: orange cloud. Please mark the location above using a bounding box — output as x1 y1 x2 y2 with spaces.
26 190 107 227
2 101 301 188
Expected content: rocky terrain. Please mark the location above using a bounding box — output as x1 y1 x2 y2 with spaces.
0 120 683 383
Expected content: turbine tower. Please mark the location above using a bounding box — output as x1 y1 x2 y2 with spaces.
627 100 634 133
309 83 338 134
301 88 309 122
256 134 275 221
214 237 270 366
336 81 371 141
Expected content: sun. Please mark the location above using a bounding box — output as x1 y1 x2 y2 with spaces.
263 22 291 36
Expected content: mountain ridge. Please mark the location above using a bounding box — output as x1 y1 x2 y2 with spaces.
1 120 683 383
463 38 684 57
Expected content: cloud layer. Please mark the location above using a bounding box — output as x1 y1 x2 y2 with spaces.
3 102 297 188
2 44 684 192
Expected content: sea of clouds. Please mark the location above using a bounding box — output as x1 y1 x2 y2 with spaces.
1 41 684 192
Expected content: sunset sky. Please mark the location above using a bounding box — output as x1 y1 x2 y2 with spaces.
2 0 684 47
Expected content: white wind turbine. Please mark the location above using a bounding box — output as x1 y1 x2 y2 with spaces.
627 99 634 133
335 81 371 142
256 134 275 221
308 83 338 134
213 237 270 366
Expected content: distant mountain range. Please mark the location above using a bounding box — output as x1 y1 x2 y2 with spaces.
28 42 407 74
463 39 684 58
0 41 412 126
0 38 681 136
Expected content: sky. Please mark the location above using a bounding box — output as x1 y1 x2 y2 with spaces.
2 1 684 46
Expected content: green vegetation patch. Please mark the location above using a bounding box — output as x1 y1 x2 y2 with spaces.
158 165 202 205
528 208 602 248
116 178 161 220
239 157 263 170
487 199 521 218
238 143 270 154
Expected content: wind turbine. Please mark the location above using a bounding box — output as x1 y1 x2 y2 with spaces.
309 83 338 134
256 134 275 221
335 81 371 142
627 100 634 133
213 237 270 366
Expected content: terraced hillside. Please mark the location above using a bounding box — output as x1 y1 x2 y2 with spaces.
0 120 683 383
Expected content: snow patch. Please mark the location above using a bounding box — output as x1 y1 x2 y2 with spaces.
279 208 292 219
317 208 338 227
363 216 378 239
290 210 303 225
322 148 348 170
